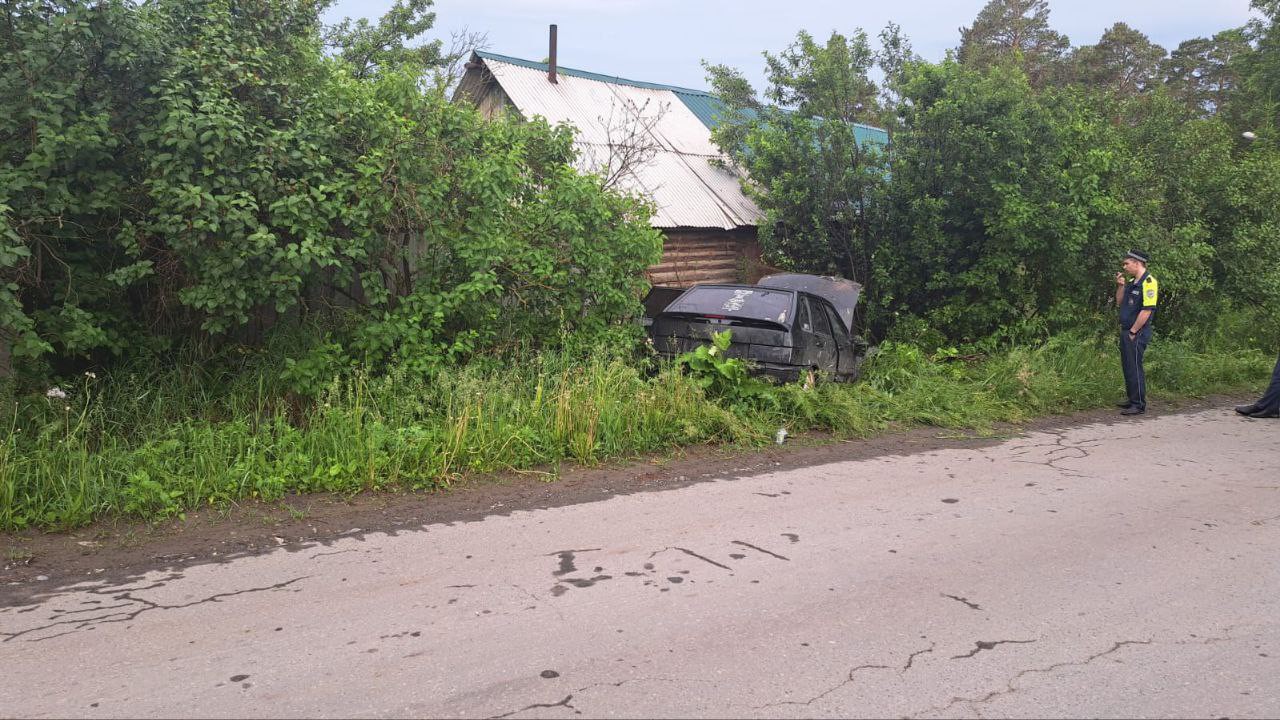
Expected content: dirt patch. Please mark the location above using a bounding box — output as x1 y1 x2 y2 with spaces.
0 395 1248 599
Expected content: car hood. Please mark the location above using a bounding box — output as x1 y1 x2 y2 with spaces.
757 273 862 335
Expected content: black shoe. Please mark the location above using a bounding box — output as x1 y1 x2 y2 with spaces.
1248 408 1280 418
1120 406 1145 416
1235 403 1261 415
1116 400 1133 408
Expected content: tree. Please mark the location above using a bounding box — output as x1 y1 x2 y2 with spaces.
957 0 1070 89
706 18 1280 346
1225 1 1280 336
0 0 662 380
1240 0 1280 131
706 30 888 294
1218 145 1280 336
323 0 443 79
761 29 880 122
578 96 670 191
875 22 920 127
1160 29 1251 118
0 0 164 362
433 27 490 92
1070 22 1166 99
877 61 1134 342
878 60 1275 344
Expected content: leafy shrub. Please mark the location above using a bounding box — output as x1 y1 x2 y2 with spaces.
0 0 661 383
675 330 781 409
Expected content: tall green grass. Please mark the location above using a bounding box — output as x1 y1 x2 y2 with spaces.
1 330 1271 531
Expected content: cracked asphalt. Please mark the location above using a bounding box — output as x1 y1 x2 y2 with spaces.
3 406 1279 718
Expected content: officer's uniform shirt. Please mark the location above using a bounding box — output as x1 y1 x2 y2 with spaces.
1120 271 1158 332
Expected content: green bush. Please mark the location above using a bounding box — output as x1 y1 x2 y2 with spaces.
675 330 778 409
0 0 661 381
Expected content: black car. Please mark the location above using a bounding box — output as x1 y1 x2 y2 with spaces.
647 273 868 383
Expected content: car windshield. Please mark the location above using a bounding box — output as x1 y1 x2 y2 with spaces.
665 286 794 326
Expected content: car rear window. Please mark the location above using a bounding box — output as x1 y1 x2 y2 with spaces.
665 287 794 325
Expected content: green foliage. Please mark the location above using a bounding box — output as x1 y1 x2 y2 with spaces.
323 0 443 79
1069 22 1166 98
865 59 1278 344
1246 1 1280 116
675 330 776 408
0 348 754 530
874 22 920 125
1161 29 1251 120
0 0 660 382
2 324 1270 532
761 29 880 120
957 0 1071 88
1 0 159 362
1217 143 1280 339
706 30 888 299
5 0 1280 537
877 62 1128 341
706 8 1280 348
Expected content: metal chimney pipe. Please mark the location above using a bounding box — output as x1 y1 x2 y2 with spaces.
548 24 558 84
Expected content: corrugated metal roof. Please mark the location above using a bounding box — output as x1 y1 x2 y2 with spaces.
671 90 729 132
472 51 892 147
480 54 763 229
473 52 891 229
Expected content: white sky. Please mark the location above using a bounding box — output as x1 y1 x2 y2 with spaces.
324 0 1259 92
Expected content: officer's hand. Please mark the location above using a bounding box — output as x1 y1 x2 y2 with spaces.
1115 272 1125 285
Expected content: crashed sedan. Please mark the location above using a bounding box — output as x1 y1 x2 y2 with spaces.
648 273 868 383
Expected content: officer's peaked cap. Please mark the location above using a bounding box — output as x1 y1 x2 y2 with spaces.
1125 249 1150 264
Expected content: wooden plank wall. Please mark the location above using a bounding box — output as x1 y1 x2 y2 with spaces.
646 227 762 288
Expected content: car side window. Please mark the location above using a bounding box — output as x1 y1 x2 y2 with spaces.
823 303 849 345
796 296 811 332
810 297 833 337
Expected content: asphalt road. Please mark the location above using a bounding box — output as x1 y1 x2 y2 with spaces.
3 407 1279 718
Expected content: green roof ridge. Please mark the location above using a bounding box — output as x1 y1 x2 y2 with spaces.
474 50 889 143
475 50 715 96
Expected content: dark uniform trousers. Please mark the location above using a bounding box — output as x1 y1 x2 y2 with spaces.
1257 352 1280 413
1119 325 1152 411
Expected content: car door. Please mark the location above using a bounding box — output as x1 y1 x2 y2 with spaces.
820 300 854 376
805 295 838 374
791 294 815 366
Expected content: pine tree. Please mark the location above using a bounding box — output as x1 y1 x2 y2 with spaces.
1071 23 1166 98
957 0 1069 88
1160 29 1251 117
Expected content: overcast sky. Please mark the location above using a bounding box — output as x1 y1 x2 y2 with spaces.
324 0 1259 92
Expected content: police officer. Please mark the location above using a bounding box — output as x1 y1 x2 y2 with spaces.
1115 249 1157 416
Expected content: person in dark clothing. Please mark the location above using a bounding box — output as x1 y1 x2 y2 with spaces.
1235 353 1280 418
1115 250 1158 416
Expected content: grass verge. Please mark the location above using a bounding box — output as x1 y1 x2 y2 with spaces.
1 331 1271 532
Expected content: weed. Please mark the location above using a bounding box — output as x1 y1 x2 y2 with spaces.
5 547 34 565
0 328 1271 532
675 330 777 409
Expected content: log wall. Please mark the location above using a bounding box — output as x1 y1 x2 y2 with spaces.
646 227 762 288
